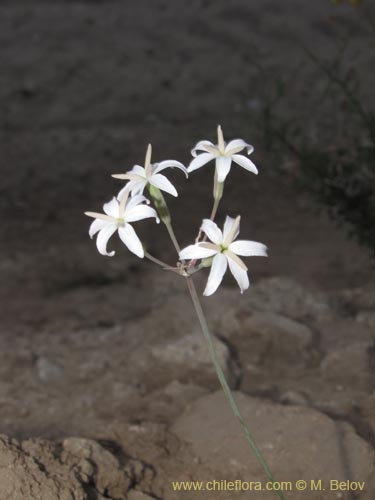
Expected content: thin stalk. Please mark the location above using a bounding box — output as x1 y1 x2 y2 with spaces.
186 276 286 500
164 220 181 255
144 251 171 269
193 173 223 248
209 195 221 222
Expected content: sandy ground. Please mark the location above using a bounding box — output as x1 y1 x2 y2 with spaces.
0 1 374 499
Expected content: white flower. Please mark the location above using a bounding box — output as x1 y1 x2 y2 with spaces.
112 144 188 198
85 190 159 258
188 125 258 182
179 216 267 296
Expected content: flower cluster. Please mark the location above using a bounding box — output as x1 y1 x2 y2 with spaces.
86 126 267 295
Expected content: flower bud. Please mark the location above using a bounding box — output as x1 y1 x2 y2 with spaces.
147 184 171 225
201 256 214 268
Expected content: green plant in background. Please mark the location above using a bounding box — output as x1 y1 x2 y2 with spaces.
247 5 375 256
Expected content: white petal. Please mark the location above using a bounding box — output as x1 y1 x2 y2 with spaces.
225 139 254 155
227 255 250 293
223 216 240 242
117 184 132 201
126 194 150 210
191 140 217 157
118 223 144 258
203 253 228 296
232 154 258 175
131 180 147 196
112 172 144 181
187 153 215 173
131 165 146 176
125 205 159 223
179 244 218 260
89 218 108 238
225 250 247 270
149 173 178 197
96 224 117 256
229 240 268 257
215 156 232 182
200 219 223 245
103 197 119 218
117 181 146 198
152 160 188 177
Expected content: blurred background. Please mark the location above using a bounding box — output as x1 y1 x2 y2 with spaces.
0 1 374 499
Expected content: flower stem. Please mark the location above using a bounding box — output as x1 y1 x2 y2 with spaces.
147 184 181 255
144 251 171 269
164 220 181 255
209 195 221 222
185 276 286 500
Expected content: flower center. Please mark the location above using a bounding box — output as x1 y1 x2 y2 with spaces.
220 244 228 253
116 218 125 227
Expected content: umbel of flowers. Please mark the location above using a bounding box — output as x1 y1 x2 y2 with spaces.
86 126 266 296
85 126 286 500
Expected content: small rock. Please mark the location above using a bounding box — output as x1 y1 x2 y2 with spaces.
36 356 64 383
63 438 133 498
279 390 309 406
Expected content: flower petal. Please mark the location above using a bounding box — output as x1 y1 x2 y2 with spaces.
229 240 268 257
131 165 146 176
85 212 115 223
103 197 119 218
225 250 248 270
191 140 217 157
227 255 250 293
89 218 108 238
118 223 144 258
152 160 188 177
149 173 178 197
125 204 159 223
200 219 223 245
203 253 228 296
126 194 150 210
188 153 215 173
215 156 232 182
96 224 117 256
112 173 144 181
131 181 147 196
117 184 132 201
225 139 254 155
223 215 240 242
179 244 218 260
232 154 258 175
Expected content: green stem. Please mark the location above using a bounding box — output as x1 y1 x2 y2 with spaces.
209 195 221 222
164 220 181 255
144 251 171 269
185 277 286 500
147 184 181 255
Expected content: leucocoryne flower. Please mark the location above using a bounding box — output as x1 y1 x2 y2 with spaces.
85 190 159 258
179 216 267 296
188 125 258 182
112 144 188 198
